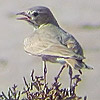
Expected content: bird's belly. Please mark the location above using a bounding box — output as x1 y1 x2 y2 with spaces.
42 55 66 64
42 55 58 63
56 58 66 64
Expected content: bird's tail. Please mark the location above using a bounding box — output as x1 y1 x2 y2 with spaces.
82 62 93 70
66 59 93 70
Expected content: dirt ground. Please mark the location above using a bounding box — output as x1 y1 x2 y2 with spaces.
0 0 100 100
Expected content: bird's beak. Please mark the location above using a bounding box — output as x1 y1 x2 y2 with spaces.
16 11 31 21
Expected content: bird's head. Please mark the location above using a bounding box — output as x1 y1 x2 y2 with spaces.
16 6 59 29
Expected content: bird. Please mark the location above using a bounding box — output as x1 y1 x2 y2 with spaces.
16 6 93 75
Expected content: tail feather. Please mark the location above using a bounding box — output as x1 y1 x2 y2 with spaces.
66 59 93 70
83 62 93 70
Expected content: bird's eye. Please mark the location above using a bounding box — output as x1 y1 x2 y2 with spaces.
32 12 39 17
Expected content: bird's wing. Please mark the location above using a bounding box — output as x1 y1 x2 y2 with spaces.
59 31 85 58
24 32 84 60
38 42 84 60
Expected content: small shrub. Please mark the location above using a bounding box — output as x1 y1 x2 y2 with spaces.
0 66 87 100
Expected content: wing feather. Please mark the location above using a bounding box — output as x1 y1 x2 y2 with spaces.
24 34 84 60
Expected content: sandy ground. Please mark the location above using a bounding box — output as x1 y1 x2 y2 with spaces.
0 0 100 100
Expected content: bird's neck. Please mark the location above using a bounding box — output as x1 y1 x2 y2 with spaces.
33 23 59 31
32 24 46 31
32 17 59 31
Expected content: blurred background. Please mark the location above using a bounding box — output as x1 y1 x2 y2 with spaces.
0 0 100 99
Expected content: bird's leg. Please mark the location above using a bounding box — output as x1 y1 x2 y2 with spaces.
42 61 47 84
79 69 82 74
68 66 73 95
55 64 68 81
